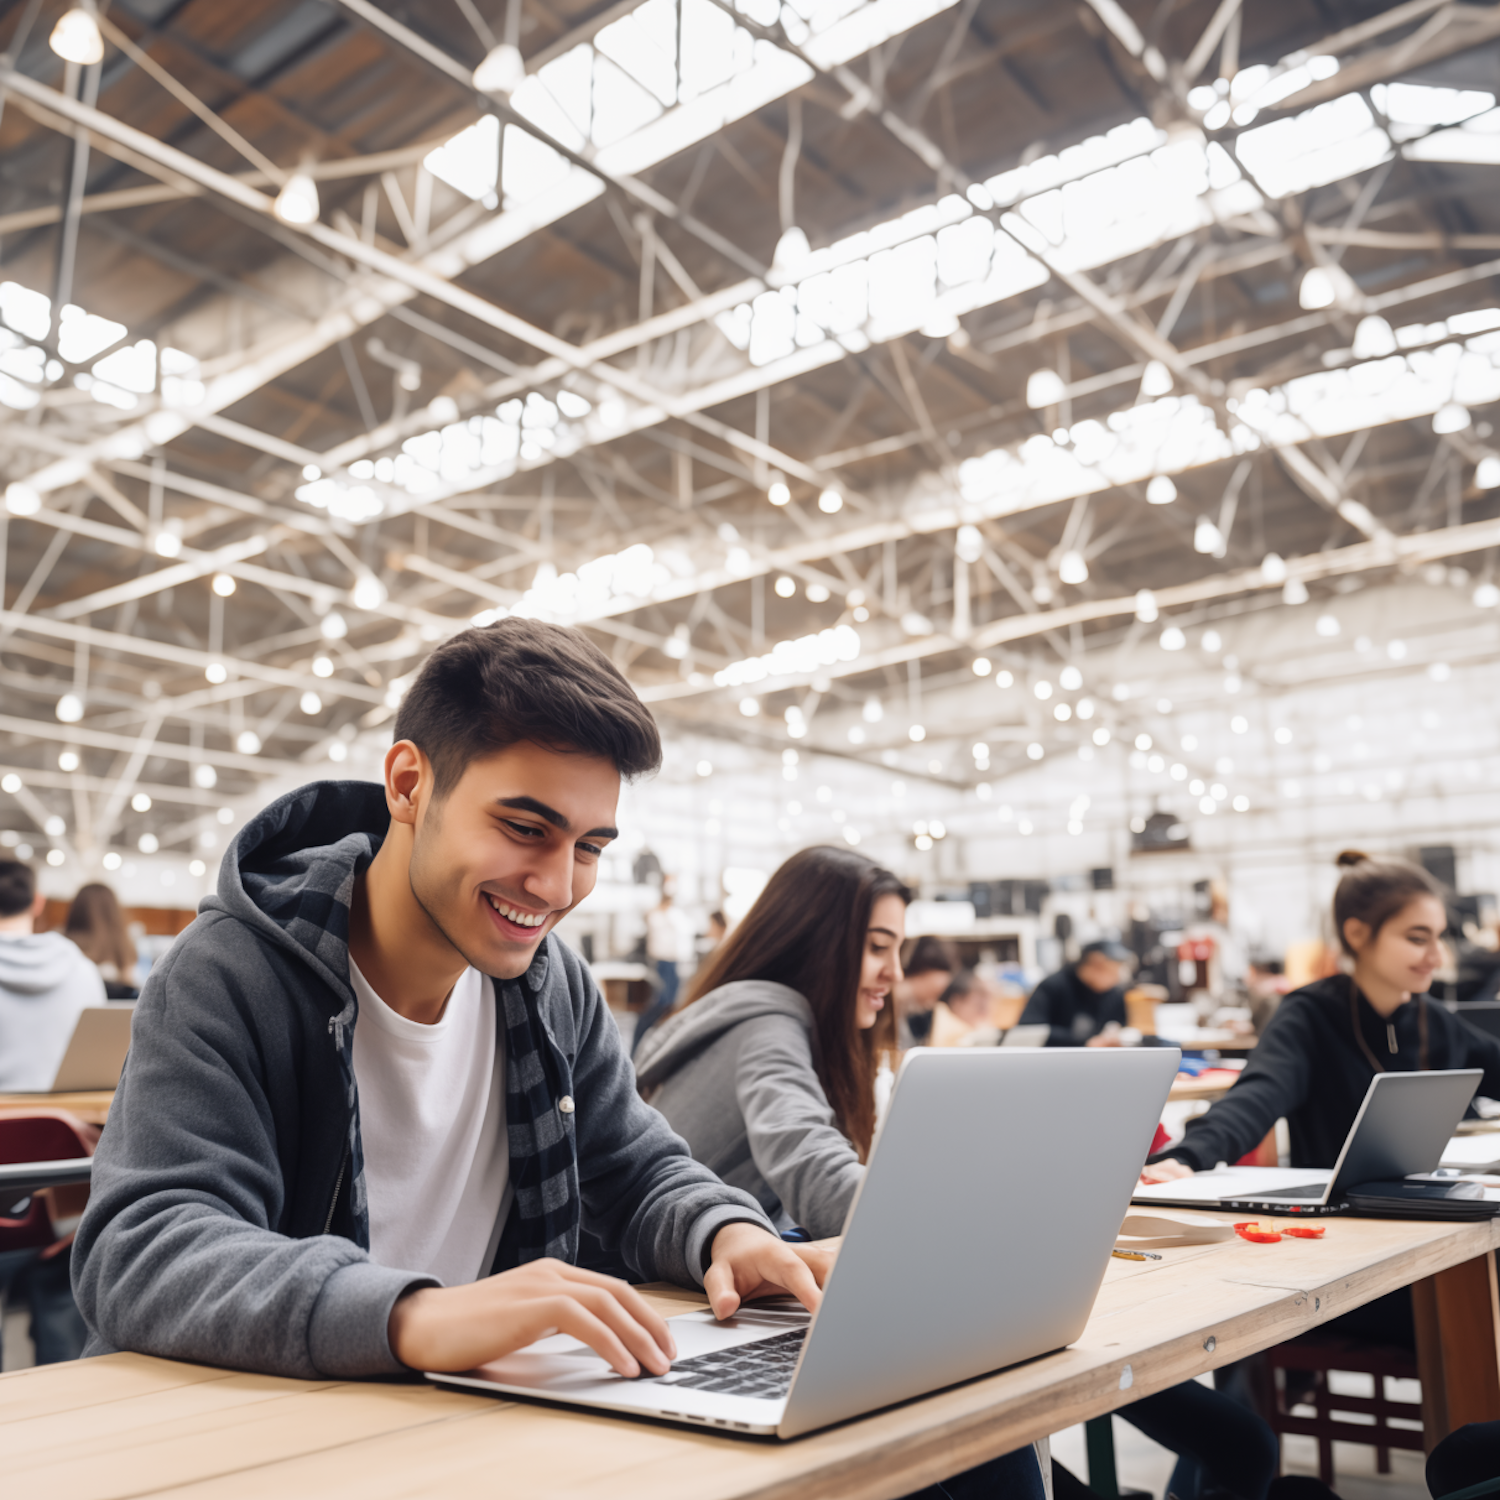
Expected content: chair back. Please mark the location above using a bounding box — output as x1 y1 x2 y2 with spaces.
0 1111 96 1252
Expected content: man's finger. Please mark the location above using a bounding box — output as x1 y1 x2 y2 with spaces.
703 1258 742 1321
569 1286 674 1375
764 1250 822 1313
552 1263 678 1360
548 1299 647 1378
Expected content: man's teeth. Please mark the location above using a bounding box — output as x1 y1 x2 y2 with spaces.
486 894 546 928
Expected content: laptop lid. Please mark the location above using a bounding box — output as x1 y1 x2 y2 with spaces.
1328 1069 1481 1194
51 1005 133 1092
777 1045 1181 1437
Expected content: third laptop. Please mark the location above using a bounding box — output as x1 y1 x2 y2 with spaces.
1132 1069 1481 1216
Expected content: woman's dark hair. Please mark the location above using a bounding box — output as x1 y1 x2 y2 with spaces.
1332 849 1444 956
64 883 137 975
394 617 662 797
904 935 955 977
686 846 910 1160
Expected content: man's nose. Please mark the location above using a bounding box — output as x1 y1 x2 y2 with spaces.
522 845 573 909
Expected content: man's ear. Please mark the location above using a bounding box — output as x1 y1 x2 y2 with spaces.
384 740 429 827
30 891 46 918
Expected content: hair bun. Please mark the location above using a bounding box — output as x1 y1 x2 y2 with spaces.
1335 849 1371 868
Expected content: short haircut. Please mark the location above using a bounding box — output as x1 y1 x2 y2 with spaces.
939 969 979 1007
0 859 37 919
905 935 956 976
395 618 662 796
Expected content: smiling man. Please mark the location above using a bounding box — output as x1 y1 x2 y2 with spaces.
74 620 821 1381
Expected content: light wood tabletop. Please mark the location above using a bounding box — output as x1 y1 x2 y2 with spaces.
0 1091 114 1125
4 1212 1498 1500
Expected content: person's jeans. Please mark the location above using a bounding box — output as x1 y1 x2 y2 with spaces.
630 960 680 1057
903 1445 1046 1499
0 1243 88 1365
1120 1379 1279 1500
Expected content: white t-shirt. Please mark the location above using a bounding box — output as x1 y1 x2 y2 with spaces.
646 906 693 964
349 958 511 1286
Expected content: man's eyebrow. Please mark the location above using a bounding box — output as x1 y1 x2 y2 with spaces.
496 797 618 841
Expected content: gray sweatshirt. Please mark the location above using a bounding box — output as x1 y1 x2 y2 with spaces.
0 931 106 1090
634 981 864 1240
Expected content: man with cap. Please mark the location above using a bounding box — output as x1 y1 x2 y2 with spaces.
1020 940 1133 1047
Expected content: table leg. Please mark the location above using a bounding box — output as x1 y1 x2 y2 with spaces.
1085 1416 1118 1497
1413 1252 1500 1446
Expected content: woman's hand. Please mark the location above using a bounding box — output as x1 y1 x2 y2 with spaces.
1139 1158 1194 1184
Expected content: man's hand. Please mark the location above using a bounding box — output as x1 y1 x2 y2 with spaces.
1139 1158 1194 1184
388 1258 677 1376
703 1222 829 1320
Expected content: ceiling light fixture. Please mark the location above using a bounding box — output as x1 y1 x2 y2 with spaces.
473 41 525 94
50 6 104 65
1146 475 1177 505
1058 550 1089 584
274 170 320 226
1025 369 1065 408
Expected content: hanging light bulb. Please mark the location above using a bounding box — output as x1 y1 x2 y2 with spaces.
352 574 387 611
771 227 811 278
1146 475 1177 505
767 478 791 506
1476 456 1500 490
50 7 104 65
5 482 42 516
1134 589 1158 623
1139 360 1173 397
1433 403 1471 435
1025 369 1066 409
1058 550 1089 585
1193 516 1225 555
274 170 320 226
56 693 84 723
473 41 525 95
1351 316 1396 359
1260 552 1288 584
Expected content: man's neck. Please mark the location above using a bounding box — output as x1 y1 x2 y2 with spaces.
0 912 35 937
348 831 468 1025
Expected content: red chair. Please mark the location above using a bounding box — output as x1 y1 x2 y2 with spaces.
0 1111 98 1254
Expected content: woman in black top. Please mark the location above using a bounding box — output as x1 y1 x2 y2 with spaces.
1143 850 1500 1182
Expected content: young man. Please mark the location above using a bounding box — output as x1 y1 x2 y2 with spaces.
74 620 822 1381
1020 940 1132 1047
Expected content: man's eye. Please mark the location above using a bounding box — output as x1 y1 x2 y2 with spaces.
578 843 602 858
504 821 543 838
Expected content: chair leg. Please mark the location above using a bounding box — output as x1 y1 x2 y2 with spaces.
1377 1445 1391 1474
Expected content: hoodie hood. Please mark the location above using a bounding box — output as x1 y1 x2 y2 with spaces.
206 779 390 1008
634 979 811 1091
0 930 91 995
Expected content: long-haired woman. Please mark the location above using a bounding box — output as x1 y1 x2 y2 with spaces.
64 883 138 1000
636 844 1047 1500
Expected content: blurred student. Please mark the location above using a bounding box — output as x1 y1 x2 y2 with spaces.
638 847 1277 1500
1142 851 1500 1348
0 859 105 1091
1021 940 1131 1047
64 883 139 1000
703 909 727 951
632 882 693 1057
929 969 999 1047
636 845 1045 1497
894 934 954 1045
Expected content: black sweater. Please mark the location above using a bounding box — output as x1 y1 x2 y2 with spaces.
1157 975 1500 1171
1020 964 1127 1047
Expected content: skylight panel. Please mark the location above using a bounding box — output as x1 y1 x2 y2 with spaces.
502 125 573 204
516 51 591 150
92 339 157 394
1405 108 1500 165
0 282 51 341
680 0 747 100
424 115 500 200
591 54 665 146
1236 93 1390 199
56 304 126 364
595 1 679 107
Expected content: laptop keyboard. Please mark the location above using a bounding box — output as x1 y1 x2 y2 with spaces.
653 1328 807 1399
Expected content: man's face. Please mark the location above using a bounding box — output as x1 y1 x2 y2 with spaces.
1078 955 1126 993
405 741 620 980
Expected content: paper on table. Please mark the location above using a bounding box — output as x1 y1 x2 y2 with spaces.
1117 1213 1236 1250
1440 1135 1500 1172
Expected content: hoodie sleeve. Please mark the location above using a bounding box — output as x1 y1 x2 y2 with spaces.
72 920 431 1378
730 1015 865 1240
562 950 776 1283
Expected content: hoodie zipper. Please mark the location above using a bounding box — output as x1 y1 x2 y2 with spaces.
322 1143 349 1235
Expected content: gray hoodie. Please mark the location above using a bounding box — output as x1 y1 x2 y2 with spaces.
634 981 864 1240
0 931 106 1091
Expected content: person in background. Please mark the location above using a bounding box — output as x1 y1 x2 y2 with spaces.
0 859 105 1091
1020 940 1131 1047
1142 850 1500 1353
636 845 1047 1499
63 883 139 1000
703 909 727 951
632 881 692 1057
893 934 954 1045
929 969 999 1047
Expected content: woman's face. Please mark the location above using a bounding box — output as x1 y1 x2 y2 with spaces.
1347 894 1447 997
856 893 907 1029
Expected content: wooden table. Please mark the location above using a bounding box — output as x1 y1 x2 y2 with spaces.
0 1091 113 1125
5 1212 1498 1500
1166 1075 1239 1103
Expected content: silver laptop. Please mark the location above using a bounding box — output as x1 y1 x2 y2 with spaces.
1133 1069 1481 1216
433 1045 1181 1437
50 1005 133 1092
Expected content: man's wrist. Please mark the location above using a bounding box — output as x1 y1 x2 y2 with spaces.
702 1216 775 1272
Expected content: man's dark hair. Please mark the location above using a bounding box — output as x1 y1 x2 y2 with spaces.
939 969 979 1007
904 935 956 977
395 618 662 795
0 859 37 919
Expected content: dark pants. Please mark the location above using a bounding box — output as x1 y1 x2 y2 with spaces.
0 1243 87 1365
630 959 680 1057
1121 1379 1279 1500
904 1445 1045 1499
1428 1420 1500 1497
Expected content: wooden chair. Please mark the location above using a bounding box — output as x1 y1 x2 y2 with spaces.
1258 1332 1425 1485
